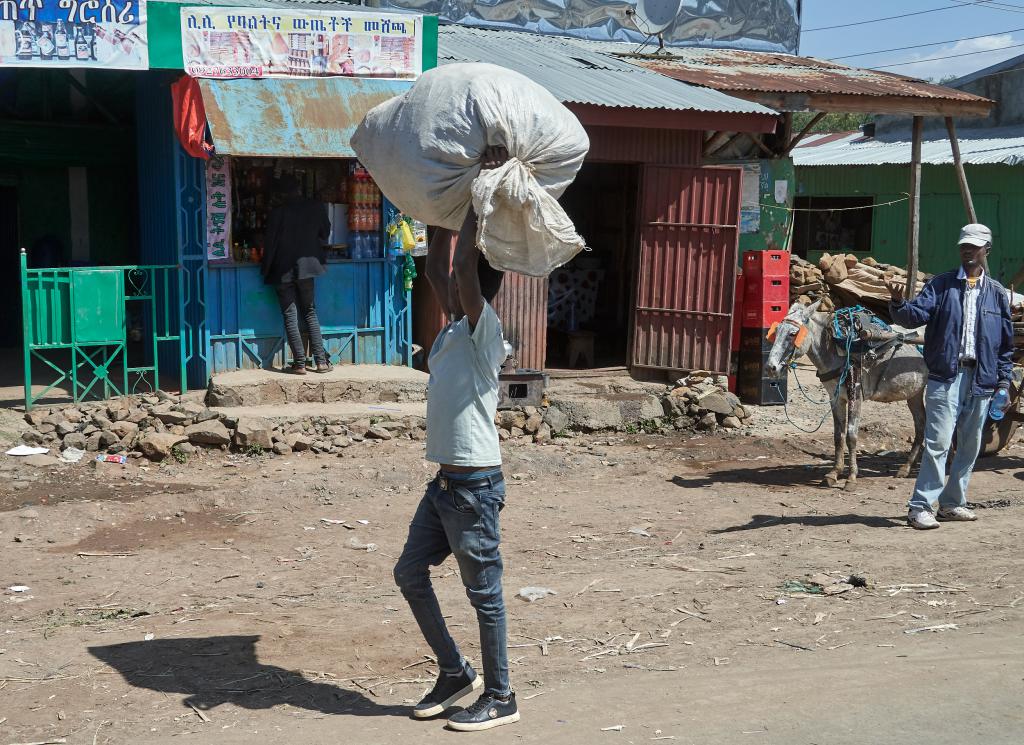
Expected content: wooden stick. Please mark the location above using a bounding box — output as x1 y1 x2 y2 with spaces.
946 117 977 223
702 130 729 157
784 112 826 156
76 552 136 558
906 116 923 300
574 579 603 598
707 131 745 158
674 607 712 623
746 132 776 158
188 703 211 723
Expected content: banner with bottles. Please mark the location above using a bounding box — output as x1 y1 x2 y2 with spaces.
180 6 422 79
0 0 148 69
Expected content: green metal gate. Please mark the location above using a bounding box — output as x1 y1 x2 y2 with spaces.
20 250 185 410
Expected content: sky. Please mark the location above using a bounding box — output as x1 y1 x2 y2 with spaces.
799 0 1024 80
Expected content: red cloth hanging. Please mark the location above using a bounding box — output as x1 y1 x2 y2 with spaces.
171 75 214 160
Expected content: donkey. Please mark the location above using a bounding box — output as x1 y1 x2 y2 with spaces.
765 300 928 489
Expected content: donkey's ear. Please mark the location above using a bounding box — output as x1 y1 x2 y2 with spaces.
807 298 823 314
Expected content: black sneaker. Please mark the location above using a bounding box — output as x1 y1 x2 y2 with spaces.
412 666 482 719
447 692 520 732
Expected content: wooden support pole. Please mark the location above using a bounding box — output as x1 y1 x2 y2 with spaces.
708 132 745 158
702 131 730 157
945 117 977 223
746 133 776 158
781 113 793 157
906 116 923 300
783 112 827 156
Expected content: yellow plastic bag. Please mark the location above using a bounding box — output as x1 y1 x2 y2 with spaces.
399 221 416 251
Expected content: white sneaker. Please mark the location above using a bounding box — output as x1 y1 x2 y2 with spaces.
937 506 978 522
908 509 940 530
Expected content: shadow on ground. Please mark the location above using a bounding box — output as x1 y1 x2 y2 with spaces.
668 455 913 490
89 635 411 718
709 513 905 534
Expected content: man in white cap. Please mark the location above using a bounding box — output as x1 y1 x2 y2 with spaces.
886 224 1014 529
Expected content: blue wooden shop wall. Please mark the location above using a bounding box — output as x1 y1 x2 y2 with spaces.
135 71 213 392
206 260 405 372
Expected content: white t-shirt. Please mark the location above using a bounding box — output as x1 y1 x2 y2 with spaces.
425 302 506 467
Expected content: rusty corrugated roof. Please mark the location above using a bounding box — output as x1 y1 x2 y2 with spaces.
200 77 411 158
618 47 991 109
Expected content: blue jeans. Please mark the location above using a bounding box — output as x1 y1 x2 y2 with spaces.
909 368 992 513
393 468 509 696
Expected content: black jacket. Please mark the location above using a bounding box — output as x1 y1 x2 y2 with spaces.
261 197 330 285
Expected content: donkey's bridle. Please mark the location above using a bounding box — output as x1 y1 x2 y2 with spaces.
767 317 809 367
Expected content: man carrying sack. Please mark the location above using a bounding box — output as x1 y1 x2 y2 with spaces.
392 148 520 731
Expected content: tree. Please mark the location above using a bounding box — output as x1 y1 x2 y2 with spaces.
792 111 873 134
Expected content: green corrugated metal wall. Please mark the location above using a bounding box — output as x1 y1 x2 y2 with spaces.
796 164 1024 283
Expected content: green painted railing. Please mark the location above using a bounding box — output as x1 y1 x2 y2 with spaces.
20 250 185 410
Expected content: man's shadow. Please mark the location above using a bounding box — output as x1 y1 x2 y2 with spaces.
89 635 409 718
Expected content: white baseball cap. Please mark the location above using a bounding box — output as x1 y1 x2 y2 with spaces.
959 223 992 247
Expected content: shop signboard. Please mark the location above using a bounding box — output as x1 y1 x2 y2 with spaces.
0 0 148 69
206 155 232 262
180 5 422 79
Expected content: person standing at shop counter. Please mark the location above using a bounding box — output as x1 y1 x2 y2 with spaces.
392 147 520 732
260 175 333 375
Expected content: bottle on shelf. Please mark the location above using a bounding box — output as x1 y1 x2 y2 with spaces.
55 21 70 61
75 24 91 62
38 23 55 61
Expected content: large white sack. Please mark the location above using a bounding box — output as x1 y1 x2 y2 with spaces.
352 62 590 277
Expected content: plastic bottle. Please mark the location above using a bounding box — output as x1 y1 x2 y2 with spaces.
990 388 1010 421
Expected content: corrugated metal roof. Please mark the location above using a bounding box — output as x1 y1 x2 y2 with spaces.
793 127 1024 167
200 77 411 158
438 25 774 115
616 47 991 110
948 52 1024 89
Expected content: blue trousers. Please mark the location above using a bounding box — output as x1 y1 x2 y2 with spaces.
393 469 509 696
909 369 992 513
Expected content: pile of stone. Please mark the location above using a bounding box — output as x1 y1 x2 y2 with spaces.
495 406 562 444
492 372 752 440
664 372 751 432
20 395 426 462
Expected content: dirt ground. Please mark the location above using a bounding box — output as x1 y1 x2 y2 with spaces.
2 372 1023 745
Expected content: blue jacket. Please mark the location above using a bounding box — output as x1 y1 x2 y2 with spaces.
890 270 1014 395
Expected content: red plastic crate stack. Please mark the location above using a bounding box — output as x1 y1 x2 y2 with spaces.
738 251 791 406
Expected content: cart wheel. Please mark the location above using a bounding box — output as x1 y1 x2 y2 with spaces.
979 416 1021 457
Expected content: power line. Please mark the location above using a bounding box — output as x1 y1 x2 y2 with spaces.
948 0 1024 14
831 27 1024 60
803 2 991 33
871 40 1024 69
804 1 1024 34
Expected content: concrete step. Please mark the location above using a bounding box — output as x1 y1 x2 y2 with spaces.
211 400 426 423
205 365 428 408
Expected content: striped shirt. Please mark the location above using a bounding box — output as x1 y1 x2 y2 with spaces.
958 267 984 362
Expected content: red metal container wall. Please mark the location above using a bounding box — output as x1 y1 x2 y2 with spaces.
412 232 549 372
632 166 741 375
491 272 549 371
585 126 702 166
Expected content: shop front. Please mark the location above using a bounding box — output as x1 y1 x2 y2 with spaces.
153 3 436 378
192 76 421 374
11 0 437 407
